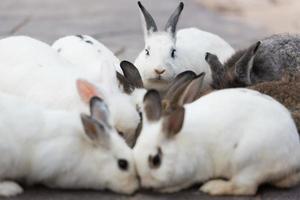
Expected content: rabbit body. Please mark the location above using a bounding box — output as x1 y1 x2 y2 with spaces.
134 88 300 195
0 36 141 147
251 34 300 82
0 93 138 197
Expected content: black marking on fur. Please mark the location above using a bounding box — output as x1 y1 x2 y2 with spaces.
76 35 84 40
57 48 62 53
85 40 93 45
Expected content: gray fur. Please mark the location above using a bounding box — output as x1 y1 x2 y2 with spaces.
206 34 300 88
164 2 184 36
138 1 158 34
252 34 300 82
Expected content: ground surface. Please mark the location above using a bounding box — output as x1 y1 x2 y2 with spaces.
0 0 299 199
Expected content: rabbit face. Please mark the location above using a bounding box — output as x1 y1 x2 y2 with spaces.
79 97 139 194
98 130 139 194
133 90 196 192
134 2 184 92
133 122 195 191
135 33 177 91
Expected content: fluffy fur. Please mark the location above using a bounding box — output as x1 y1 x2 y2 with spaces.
248 72 300 131
134 89 300 195
134 2 234 92
206 34 300 88
0 36 140 147
0 92 138 197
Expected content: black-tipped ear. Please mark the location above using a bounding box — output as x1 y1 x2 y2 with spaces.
143 90 162 122
89 96 111 127
235 41 261 85
120 61 144 89
205 52 227 89
165 2 184 36
162 107 185 138
116 72 133 94
178 72 205 105
80 114 110 148
138 1 158 35
163 71 196 111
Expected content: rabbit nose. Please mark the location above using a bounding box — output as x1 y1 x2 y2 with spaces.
154 69 166 75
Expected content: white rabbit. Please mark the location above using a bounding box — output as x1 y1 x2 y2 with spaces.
134 75 300 195
134 2 235 92
52 35 122 76
0 93 138 197
0 36 141 147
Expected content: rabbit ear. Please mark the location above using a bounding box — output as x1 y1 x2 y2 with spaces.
143 90 162 122
162 107 185 138
165 2 184 37
89 96 111 127
205 52 227 89
163 71 196 111
116 72 133 94
120 61 144 89
138 1 158 36
177 72 205 105
76 79 104 104
235 41 261 85
80 114 110 148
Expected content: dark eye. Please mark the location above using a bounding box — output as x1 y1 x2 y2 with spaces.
145 49 150 56
117 130 124 137
171 49 176 58
118 159 128 171
148 147 162 169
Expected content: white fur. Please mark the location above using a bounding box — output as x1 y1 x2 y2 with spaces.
52 35 145 145
134 28 235 91
52 35 122 77
134 88 300 195
0 36 140 146
0 92 138 197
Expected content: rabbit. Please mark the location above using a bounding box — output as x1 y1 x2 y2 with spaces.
205 44 300 131
247 72 300 131
0 36 141 147
205 34 300 88
133 80 300 195
134 1 235 92
0 93 139 197
52 35 123 77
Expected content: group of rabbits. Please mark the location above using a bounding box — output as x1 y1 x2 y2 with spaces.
0 1 299 197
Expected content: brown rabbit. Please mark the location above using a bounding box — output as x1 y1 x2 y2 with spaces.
247 72 300 131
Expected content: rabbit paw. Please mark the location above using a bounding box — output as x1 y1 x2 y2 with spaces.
0 181 23 197
200 179 234 195
200 179 256 196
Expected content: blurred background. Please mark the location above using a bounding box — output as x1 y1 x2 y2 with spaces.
0 0 298 61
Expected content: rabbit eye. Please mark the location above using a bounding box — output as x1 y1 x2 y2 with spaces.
117 130 124 137
118 159 128 171
149 147 162 169
145 49 150 56
171 49 176 58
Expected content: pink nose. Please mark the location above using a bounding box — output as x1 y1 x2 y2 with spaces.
154 69 165 75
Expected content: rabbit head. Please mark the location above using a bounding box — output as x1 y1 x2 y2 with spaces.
134 2 184 91
76 79 141 148
80 97 139 194
205 41 261 89
134 77 206 191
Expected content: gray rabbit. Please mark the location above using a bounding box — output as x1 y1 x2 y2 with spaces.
205 34 300 88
